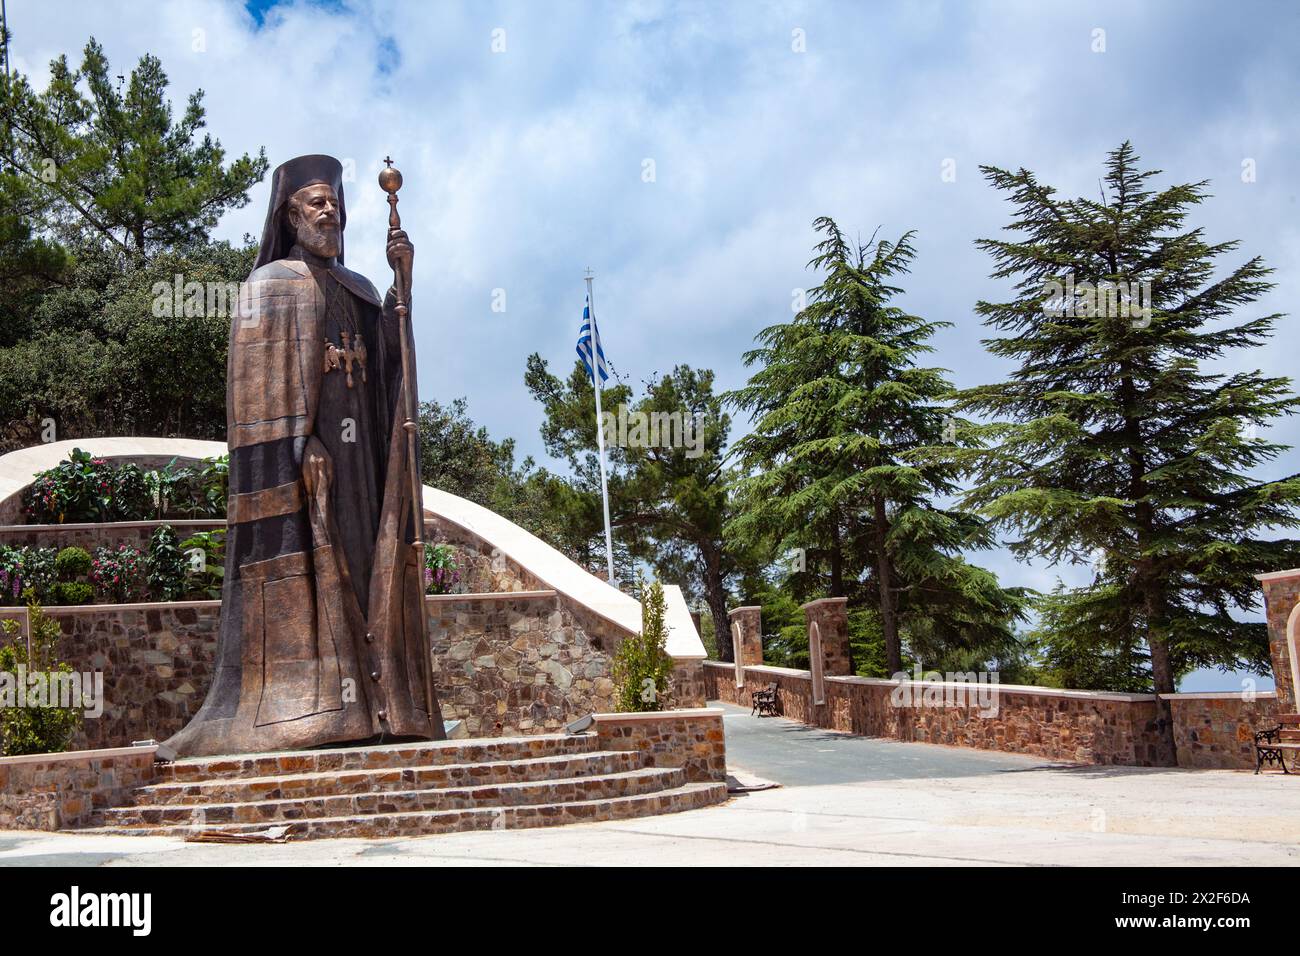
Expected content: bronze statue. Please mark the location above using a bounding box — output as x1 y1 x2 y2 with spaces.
165 154 445 757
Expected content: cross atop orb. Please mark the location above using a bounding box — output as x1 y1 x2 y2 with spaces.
378 155 402 195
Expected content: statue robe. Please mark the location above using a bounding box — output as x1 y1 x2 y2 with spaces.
165 246 444 757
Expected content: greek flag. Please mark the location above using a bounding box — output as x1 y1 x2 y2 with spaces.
575 295 609 384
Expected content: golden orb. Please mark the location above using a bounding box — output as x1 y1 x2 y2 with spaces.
378 165 403 194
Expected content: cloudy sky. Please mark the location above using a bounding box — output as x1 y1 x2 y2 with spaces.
8 0 1299 688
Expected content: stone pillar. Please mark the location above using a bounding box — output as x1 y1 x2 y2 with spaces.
728 606 763 666
1257 569 1300 713
801 597 851 677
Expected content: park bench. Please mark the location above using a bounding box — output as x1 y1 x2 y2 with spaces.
1253 724 1300 774
751 682 779 718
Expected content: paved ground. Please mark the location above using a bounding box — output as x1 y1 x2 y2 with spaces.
3 702 1298 866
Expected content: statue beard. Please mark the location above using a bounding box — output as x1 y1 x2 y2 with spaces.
294 219 341 259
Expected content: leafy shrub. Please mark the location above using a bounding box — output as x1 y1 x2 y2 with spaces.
423 543 461 595
146 525 188 601
612 578 675 712
0 601 84 755
23 447 126 522
89 544 146 603
179 529 226 599
52 581 93 605
22 450 229 524
155 455 229 519
0 545 57 606
53 546 92 580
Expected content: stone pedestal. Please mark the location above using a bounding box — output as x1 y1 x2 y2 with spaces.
728 606 763 666
1257 569 1300 712
801 597 851 677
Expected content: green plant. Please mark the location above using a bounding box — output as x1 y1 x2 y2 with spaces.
612 577 675 712
22 448 153 522
423 543 461 595
146 525 188 601
0 601 85 755
154 455 229 519
52 581 93 606
53 546 92 580
0 546 57 606
20 450 228 525
180 529 226 599
89 544 146 603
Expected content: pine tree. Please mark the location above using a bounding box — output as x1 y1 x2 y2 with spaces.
727 217 1027 673
0 37 266 259
955 143 1300 721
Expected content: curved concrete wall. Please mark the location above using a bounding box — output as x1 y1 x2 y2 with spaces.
0 439 707 659
0 438 227 523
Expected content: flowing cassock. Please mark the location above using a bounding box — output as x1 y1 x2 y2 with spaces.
165 155 443 757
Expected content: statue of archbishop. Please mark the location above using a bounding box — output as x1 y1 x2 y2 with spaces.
166 154 445 757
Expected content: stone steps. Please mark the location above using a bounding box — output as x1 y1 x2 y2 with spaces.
157 733 601 783
75 728 729 841
84 781 728 840
100 767 687 827
136 749 645 806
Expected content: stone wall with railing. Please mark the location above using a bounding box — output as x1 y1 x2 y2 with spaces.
705 661 1176 766
707 662 1283 770
1163 691 1279 769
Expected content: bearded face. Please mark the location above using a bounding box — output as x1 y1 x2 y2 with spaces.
287 183 342 259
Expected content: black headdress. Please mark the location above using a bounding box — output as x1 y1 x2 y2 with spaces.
254 154 348 268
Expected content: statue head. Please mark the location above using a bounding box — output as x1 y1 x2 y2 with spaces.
254 155 348 269
287 182 342 259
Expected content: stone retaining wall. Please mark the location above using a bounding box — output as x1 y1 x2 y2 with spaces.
705 661 1175 766
0 745 158 830
25 592 696 749
50 601 220 751
1164 691 1280 770
429 592 619 737
0 519 224 555
593 708 727 782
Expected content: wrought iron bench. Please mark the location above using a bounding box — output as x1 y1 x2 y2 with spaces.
1254 724 1300 774
751 681 779 718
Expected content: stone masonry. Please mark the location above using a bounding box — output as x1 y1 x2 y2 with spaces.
705 662 1177 767
0 744 158 830
1164 691 1280 769
50 602 219 751
802 597 851 676
1258 569 1300 712
728 605 763 665
593 708 727 783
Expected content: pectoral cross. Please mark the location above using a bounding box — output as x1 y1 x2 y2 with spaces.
322 331 368 388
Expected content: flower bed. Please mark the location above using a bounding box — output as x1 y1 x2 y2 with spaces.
0 524 225 606
22 447 227 524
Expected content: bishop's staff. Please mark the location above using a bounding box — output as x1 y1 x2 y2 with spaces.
379 156 439 736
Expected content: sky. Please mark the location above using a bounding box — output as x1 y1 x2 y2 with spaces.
7 0 1299 690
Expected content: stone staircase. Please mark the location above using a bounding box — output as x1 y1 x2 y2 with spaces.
75 733 727 840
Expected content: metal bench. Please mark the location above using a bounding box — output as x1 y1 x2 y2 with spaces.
751 681 779 718
1254 725 1300 774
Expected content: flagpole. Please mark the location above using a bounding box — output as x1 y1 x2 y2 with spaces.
585 271 617 587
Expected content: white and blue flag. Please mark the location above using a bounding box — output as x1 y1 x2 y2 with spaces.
575 295 609 384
